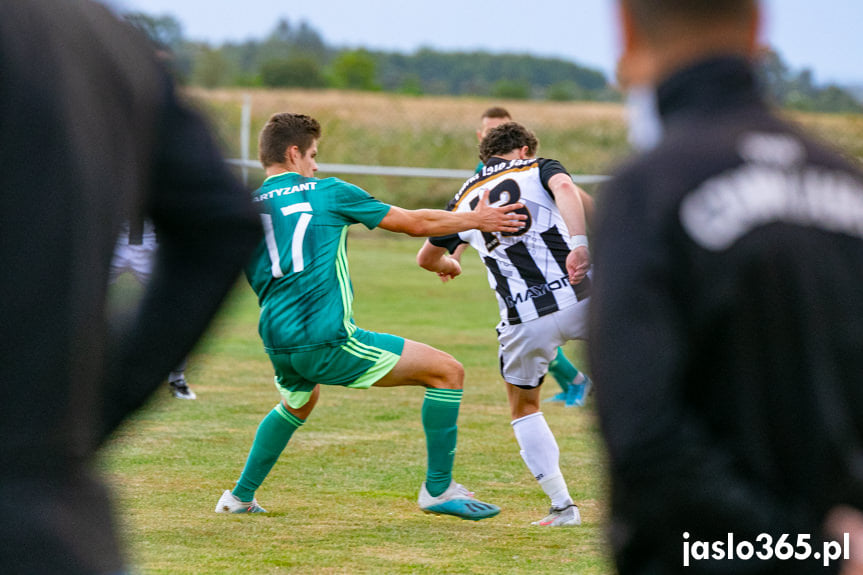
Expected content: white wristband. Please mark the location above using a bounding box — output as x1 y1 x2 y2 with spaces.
569 235 589 250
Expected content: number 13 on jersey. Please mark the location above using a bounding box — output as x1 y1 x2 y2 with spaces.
262 202 313 277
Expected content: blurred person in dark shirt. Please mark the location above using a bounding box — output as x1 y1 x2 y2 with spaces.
0 1 261 573
590 1 863 573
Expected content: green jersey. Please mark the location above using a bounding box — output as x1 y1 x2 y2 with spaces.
246 172 391 353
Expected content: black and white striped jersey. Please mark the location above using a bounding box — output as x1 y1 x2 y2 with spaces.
431 156 590 325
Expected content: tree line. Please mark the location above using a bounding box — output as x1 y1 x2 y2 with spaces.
126 13 862 113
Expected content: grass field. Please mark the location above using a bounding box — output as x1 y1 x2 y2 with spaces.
102 89 861 574
102 231 611 575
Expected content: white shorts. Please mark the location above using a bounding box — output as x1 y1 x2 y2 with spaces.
109 240 157 284
496 301 589 389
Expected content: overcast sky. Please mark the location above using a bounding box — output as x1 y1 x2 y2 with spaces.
107 0 862 85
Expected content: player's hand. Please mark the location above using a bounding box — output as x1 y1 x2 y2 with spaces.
474 189 526 233
566 246 590 285
437 256 462 283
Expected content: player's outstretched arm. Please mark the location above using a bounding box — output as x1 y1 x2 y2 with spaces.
417 240 462 282
378 189 526 237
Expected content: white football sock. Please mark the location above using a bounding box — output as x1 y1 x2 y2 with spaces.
511 411 572 508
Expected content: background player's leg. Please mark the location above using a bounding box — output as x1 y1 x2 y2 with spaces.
545 347 590 406
548 347 577 393
557 303 592 407
168 357 195 400
168 358 186 383
128 241 199 400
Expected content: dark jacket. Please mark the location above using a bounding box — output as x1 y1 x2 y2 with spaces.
590 56 863 574
0 2 261 573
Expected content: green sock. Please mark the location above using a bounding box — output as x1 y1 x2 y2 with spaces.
233 403 303 502
548 347 579 393
422 388 463 497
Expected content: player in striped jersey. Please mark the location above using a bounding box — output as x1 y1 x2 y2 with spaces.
215 113 527 521
471 107 594 407
417 121 591 526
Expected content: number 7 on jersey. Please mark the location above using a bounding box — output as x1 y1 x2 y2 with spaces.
261 202 313 277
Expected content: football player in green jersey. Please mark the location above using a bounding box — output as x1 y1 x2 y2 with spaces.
216 112 526 521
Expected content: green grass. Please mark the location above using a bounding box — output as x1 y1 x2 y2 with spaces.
101 231 612 574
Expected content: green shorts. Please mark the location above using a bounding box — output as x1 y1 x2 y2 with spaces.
269 328 405 409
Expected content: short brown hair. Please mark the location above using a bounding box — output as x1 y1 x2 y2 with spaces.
479 122 538 163
258 113 321 167
622 0 756 40
481 106 511 121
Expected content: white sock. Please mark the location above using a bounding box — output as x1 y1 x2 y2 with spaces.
511 412 572 508
538 475 572 509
